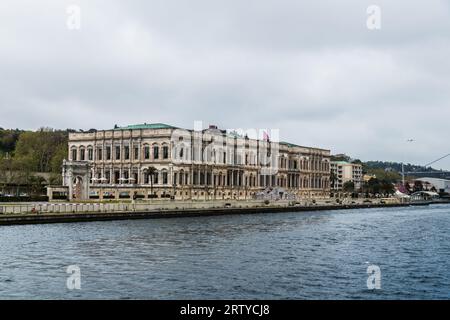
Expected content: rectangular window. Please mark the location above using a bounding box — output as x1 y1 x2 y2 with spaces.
97 148 102 161
124 146 130 160
163 146 169 159
72 149 77 161
162 172 168 184
88 149 93 161
115 146 121 160
153 146 159 159
106 147 111 160
80 149 85 161
144 146 150 159
154 172 158 184
134 147 139 160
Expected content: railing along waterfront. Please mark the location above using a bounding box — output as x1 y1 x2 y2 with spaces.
0 198 396 215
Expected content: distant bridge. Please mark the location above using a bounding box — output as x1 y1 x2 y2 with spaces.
423 153 450 168
404 153 450 177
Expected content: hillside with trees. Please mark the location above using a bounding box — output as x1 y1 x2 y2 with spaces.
0 128 69 195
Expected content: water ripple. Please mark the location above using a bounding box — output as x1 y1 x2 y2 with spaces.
0 204 449 299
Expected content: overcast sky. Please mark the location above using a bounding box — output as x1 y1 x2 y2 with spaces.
1 0 449 169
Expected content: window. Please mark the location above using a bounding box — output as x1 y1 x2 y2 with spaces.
106 146 111 160
71 149 77 161
144 146 150 160
134 147 139 160
97 148 102 161
162 171 168 184
153 146 159 159
124 146 130 160
88 148 93 161
163 146 169 159
80 149 85 161
200 172 205 185
154 172 159 184
115 146 121 160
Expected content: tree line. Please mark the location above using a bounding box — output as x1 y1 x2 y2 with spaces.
0 128 69 194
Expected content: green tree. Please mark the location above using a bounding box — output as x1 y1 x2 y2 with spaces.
343 181 355 192
380 180 395 195
14 129 68 173
365 168 401 183
367 178 381 194
50 143 68 174
0 128 22 155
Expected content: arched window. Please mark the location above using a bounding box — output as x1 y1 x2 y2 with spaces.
162 145 169 159
71 148 77 161
153 145 159 159
87 146 93 161
144 145 150 160
80 147 86 161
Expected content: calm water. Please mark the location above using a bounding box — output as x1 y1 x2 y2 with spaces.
1 204 449 299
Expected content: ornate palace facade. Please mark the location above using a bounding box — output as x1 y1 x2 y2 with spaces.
65 123 331 200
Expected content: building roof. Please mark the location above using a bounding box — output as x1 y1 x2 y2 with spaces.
280 141 329 152
114 123 177 130
280 141 300 148
111 123 329 152
417 177 450 183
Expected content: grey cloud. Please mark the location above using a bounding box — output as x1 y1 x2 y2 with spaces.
0 0 449 169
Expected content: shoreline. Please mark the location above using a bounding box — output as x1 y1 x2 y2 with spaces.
0 201 439 226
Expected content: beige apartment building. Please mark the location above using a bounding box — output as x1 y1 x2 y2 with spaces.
63 123 331 201
330 161 363 191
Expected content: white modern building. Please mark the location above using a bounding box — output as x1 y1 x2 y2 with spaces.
330 161 363 191
416 177 450 194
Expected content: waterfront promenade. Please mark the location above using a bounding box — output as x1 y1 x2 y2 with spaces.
0 198 430 226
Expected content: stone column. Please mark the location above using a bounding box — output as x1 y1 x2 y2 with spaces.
68 170 74 201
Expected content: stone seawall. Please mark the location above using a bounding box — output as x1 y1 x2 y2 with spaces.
0 202 431 226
